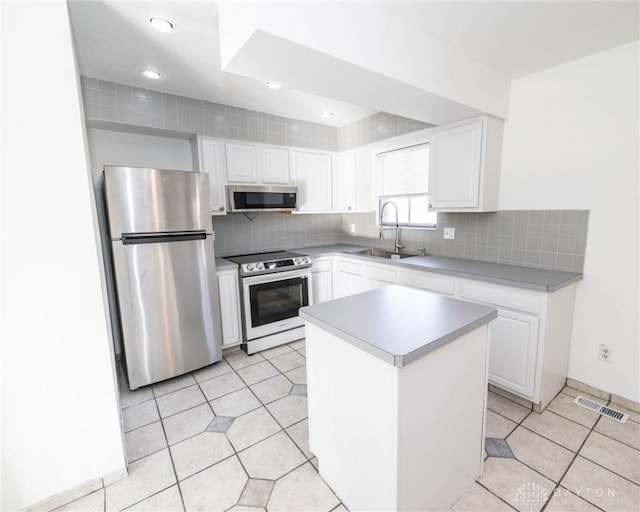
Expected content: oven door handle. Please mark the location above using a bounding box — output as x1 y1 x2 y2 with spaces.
242 269 311 286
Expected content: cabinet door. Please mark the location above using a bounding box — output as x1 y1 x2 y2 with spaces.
488 309 539 399
312 270 333 304
364 264 396 291
429 119 482 209
354 150 374 212
334 270 365 298
196 138 227 215
260 147 290 184
226 143 258 183
291 151 333 212
217 272 242 347
336 151 374 213
396 269 455 296
335 152 356 212
333 259 365 298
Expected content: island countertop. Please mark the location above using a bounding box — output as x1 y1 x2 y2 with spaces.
299 285 497 367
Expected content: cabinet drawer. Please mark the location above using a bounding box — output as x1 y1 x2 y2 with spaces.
459 280 542 315
312 258 332 273
337 259 364 276
365 264 396 283
396 270 455 295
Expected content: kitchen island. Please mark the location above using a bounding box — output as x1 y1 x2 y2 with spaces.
299 285 498 512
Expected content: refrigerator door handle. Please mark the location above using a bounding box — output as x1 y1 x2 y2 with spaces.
122 231 207 245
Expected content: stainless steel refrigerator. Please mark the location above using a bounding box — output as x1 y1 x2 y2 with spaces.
104 166 222 390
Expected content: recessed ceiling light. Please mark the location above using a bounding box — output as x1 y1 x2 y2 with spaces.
141 69 161 79
320 111 333 118
149 18 174 32
266 81 281 89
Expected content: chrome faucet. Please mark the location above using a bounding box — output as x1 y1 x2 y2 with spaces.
379 200 405 253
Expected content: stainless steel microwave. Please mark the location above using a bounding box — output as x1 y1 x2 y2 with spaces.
227 185 298 212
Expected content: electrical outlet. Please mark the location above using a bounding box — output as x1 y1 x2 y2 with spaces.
444 227 455 240
599 344 612 363
350 223 356 233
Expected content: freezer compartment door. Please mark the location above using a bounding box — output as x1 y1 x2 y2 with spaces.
104 166 212 236
112 235 222 389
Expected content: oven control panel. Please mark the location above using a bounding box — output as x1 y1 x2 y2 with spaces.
240 256 312 276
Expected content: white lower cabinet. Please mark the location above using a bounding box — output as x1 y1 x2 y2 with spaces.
396 269 455 295
216 268 242 347
364 263 396 291
311 257 333 304
333 258 365 299
487 310 539 398
321 254 577 410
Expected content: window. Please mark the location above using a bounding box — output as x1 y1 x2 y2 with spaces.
377 143 435 228
379 195 437 228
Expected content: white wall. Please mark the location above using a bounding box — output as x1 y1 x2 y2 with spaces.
500 41 639 401
86 129 194 181
219 2 507 124
1 2 125 509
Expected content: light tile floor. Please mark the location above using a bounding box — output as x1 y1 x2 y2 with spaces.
53 341 639 512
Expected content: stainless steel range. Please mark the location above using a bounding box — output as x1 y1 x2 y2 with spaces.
225 251 313 354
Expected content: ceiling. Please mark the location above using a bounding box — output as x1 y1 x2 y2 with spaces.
68 1 639 127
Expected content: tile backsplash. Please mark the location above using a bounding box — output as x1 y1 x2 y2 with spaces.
343 210 589 273
212 209 588 273
80 77 428 152
212 212 344 257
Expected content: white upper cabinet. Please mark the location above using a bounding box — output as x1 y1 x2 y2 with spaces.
191 136 227 215
225 143 258 183
291 151 333 213
335 150 374 212
259 146 290 184
378 145 429 197
428 115 503 212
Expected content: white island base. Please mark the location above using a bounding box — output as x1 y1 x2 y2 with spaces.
306 322 490 512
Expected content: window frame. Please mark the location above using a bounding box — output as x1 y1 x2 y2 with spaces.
378 193 437 229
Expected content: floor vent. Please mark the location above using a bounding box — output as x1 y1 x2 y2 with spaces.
573 396 629 423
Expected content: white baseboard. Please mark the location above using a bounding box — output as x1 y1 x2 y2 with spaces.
23 466 127 512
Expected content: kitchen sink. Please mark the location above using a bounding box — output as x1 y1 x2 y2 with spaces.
354 248 420 259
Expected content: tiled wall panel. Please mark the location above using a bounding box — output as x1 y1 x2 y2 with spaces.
80 77 430 153
342 210 589 273
212 212 344 257
212 209 588 273
81 77 338 151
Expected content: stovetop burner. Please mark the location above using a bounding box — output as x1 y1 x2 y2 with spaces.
225 250 312 276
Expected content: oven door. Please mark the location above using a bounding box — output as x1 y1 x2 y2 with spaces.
241 269 312 341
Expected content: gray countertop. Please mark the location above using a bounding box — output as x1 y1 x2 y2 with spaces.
300 285 498 367
215 257 238 271
293 244 582 292
294 244 367 257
